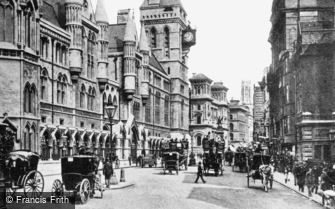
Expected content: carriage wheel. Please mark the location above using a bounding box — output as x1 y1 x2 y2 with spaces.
6 187 16 197
79 178 90 204
23 170 44 198
51 179 64 197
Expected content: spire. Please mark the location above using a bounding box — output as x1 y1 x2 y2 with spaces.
95 0 108 23
124 11 137 42
139 23 150 52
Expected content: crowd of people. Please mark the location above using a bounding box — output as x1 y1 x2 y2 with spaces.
272 152 335 197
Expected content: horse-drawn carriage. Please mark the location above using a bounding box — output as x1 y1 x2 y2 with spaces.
51 155 103 204
202 138 225 176
247 154 273 192
5 150 44 197
141 154 157 168
224 149 233 166
161 139 188 174
232 152 248 172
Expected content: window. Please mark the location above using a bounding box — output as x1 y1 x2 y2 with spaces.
40 37 49 59
197 105 201 110
155 92 161 124
80 122 84 128
57 74 67 105
150 27 157 48
80 85 86 108
180 85 185 94
197 136 201 146
163 81 170 91
0 0 14 43
167 67 170 75
114 57 118 81
230 133 234 141
145 90 151 122
91 124 95 129
24 83 37 114
197 115 201 124
230 123 234 132
40 69 48 100
87 32 95 79
164 96 169 126
134 102 140 121
181 99 184 127
164 27 170 57
60 118 64 125
87 87 92 110
24 3 35 49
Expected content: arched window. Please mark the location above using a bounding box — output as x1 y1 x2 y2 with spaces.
114 57 118 81
24 83 30 113
150 27 157 48
145 89 151 122
155 92 160 124
164 27 170 57
91 88 96 111
24 3 36 49
196 136 202 146
181 99 184 127
80 84 86 108
57 74 67 104
40 69 48 100
230 123 234 132
24 125 30 150
87 32 95 79
164 96 169 126
0 0 14 42
87 87 92 110
61 46 67 65
30 124 36 152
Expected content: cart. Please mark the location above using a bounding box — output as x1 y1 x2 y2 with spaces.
51 155 103 204
202 139 224 176
232 152 248 172
247 154 273 192
5 150 44 198
162 152 180 175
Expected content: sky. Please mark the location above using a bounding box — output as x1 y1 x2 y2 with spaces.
91 0 273 100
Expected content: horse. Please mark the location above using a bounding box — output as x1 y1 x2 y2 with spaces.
259 164 273 192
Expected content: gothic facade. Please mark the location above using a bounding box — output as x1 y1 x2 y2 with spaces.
0 0 195 162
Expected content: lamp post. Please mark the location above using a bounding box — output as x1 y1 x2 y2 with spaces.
105 103 118 161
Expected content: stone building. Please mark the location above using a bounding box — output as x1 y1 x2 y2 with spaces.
269 0 335 161
0 0 196 163
253 84 265 140
229 100 250 142
241 80 253 142
189 73 229 159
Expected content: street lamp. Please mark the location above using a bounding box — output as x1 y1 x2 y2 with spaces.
105 103 118 160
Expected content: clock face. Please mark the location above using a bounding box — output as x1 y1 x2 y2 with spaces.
184 32 194 42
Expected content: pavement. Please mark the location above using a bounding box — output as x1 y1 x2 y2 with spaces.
273 172 323 205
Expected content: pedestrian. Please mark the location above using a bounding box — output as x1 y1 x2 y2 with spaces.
305 167 314 197
320 168 334 191
194 161 206 184
297 166 305 193
284 166 290 183
103 159 113 188
128 155 132 166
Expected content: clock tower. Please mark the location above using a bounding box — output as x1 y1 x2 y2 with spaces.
140 0 196 134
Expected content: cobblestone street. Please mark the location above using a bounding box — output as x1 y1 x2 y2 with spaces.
74 166 322 209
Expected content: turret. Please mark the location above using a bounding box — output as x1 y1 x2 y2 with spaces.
139 23 150 104
65 0 83 83
95 0 109 91
123 12 137 100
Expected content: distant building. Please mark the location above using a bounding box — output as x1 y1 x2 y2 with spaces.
229 100 250 142
189 73 229 159
241 80 253 142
